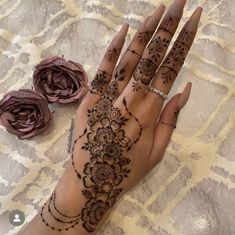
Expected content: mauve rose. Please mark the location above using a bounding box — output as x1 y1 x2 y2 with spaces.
0 89 53 139
33 56 88 104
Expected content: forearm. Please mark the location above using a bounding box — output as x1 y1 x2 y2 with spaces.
19 153 119 235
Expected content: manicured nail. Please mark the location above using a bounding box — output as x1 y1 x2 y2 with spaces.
167 0 187 17
178 82 192 109
113 23 129 45
146 4 166 29
185 7 203 32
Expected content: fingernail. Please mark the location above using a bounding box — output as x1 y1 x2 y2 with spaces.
146 4 166 29
167 0 187 17
185 7 203 32
178 82 192 109
113 23 129 45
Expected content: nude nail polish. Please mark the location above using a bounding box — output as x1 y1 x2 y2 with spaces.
167 0 187 17
185 7 203 32
145 4 166 29
113 23 129 45
178 82 192 109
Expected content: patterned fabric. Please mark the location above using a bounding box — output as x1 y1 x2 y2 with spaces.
0 0 234 234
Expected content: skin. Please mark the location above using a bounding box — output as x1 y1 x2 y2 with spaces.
19 0 202 234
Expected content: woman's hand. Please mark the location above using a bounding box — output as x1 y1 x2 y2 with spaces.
71 0 202 232
20 1 202 234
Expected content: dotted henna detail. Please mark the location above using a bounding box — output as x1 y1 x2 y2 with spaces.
137 30 153 44
158 15 176 35
40 191 81 232
161 40 189 84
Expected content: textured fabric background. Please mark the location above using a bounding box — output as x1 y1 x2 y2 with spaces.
0 0 235 234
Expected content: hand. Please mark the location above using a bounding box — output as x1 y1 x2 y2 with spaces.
71 0 202 232
24 1 203 234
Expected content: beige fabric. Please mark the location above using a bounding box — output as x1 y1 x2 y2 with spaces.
0 0 235 234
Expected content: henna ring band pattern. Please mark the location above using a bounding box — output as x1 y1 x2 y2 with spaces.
148 86 168 100
159 121 176 129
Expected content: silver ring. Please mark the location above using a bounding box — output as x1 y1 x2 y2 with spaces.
148 86 168 100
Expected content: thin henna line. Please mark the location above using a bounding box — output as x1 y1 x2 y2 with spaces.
161 65 178 76
48 194 80 224
40 199 80 232
52 191 81 219
122 97 143 152
71 128 87 152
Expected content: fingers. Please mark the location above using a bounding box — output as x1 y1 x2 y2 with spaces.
148 82 191 168
106 5 165 101
144 7 202 118
82 23 129 108
123 0 187 105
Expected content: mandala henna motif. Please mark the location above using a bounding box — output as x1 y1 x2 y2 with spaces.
133 58 158 91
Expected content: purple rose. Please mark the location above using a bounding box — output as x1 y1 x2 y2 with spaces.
33 56 88 104
0 89 53 139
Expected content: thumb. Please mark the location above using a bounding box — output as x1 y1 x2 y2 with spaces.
148 82 192 167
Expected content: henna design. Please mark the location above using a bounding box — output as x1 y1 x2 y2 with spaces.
159 15 176 35
137 30 153 44
161 41 188 84
106 48 120 61
67 117 75 154
40 69 143 232
127 48 141 57
114 63 128 82
40 190 81 231
146 36 170 64
133 58 157 91
90 70 111 95
123 98 143 152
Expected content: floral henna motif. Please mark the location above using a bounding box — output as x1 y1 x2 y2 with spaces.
133 58 158 91
146 36 170 64
90 70 111 95
79 78 142 231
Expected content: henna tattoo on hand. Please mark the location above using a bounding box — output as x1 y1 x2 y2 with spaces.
40 67 142 233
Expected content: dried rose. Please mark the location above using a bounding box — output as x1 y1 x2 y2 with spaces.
33 56 88 104
0 89 53 139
